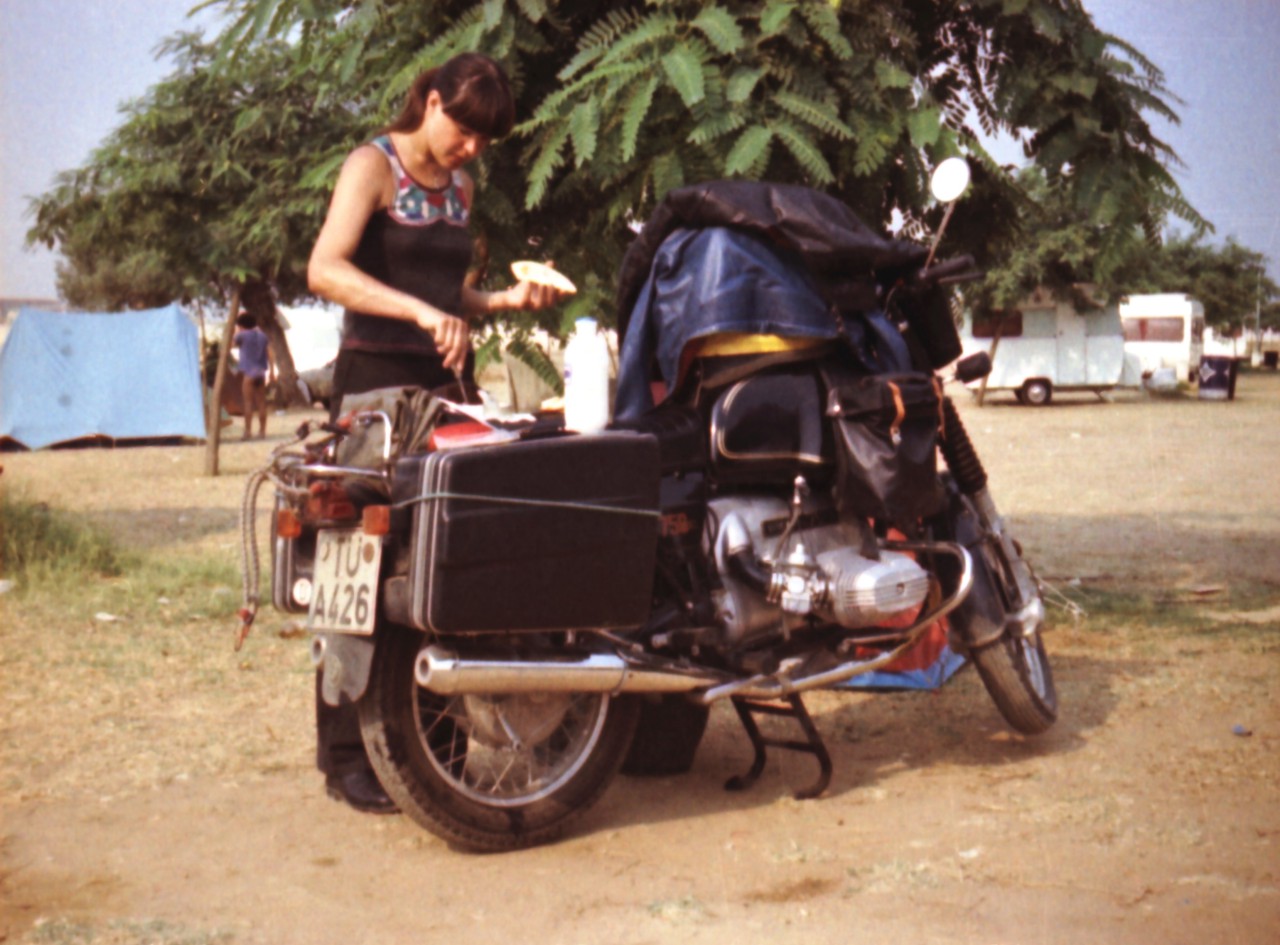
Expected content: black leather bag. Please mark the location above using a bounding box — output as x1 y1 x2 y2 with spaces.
822 369 945 530
709 368 834 486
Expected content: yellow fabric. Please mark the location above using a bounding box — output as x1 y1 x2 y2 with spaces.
691 332 826 358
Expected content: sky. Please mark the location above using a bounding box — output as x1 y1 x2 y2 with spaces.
2 0 1278 301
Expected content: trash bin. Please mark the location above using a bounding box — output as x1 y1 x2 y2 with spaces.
1198 355 1235 400
1264 351 1278 371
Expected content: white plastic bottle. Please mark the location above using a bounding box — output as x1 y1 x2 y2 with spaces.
563 317 610 433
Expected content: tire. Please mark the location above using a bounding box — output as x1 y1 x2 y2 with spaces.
933 481 1057 735
1021 379 1052 406
970 625 1057 735
358 624 641 852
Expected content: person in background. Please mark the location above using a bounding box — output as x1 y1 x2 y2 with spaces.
232 313 275 440
305 51 563 813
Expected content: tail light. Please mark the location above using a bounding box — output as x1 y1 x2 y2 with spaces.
306 481 357 521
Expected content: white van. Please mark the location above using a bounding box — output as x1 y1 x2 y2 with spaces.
959 288 1138 406
1119 293 1205 382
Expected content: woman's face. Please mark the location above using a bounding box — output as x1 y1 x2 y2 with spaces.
424 90 489 169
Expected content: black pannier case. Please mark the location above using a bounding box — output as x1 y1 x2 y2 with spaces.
393 432 661 634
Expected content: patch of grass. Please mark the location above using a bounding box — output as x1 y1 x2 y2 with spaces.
1 489 130 587
22 918 234 945
1063 582 1280 640
3 489 242 623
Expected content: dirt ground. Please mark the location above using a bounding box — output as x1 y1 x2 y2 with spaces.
2 374 1278 944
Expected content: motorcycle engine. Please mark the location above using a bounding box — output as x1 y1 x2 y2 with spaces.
707 495 931 646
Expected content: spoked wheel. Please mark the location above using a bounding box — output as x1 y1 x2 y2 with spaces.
933 481 1057 735
964 524 1058 734
969 616 1057 735
359 624 640 852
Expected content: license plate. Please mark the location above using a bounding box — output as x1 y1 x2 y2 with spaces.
308 529 382 634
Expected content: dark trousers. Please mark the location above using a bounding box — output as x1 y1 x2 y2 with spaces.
315 347 469 779
316 677 370 776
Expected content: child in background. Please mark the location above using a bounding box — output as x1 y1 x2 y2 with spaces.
232 314 275 439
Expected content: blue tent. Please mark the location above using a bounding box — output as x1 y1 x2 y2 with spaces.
0 304 206 449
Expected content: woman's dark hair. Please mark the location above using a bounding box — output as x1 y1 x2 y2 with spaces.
385 52 515 140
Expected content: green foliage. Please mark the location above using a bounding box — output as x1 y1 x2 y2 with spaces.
36 0 1225 339
510 334 565 396
25 31 366 311
970 166 1278 331
1 490 127 588
1114 236 1279 334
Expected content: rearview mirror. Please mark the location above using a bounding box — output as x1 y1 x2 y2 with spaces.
930 157 971 204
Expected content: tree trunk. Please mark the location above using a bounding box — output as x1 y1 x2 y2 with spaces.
205 286 242 477
242 279 303 408
976 315 1007 408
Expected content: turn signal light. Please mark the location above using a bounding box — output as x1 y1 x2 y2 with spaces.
363 505 391 537
276 508 302 539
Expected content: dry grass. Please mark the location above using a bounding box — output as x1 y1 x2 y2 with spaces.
2 379 1279 944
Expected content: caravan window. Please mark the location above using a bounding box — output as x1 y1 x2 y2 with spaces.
1123 317 1184 342
972 310 1023 339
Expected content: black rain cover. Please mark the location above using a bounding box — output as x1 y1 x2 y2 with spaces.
615 180 929 340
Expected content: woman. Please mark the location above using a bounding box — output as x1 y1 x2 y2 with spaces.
307 52 561 813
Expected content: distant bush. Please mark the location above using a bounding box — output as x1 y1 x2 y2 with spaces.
1 490 124 584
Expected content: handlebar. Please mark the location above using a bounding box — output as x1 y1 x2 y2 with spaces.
916 255 979 286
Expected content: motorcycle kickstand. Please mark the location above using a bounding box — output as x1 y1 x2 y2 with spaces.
725 694 833 800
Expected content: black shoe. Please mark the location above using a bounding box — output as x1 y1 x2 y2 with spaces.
325 769 398 815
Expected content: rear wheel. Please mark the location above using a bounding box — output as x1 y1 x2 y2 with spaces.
359 624 640 851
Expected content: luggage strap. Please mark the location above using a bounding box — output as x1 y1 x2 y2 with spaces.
393 491 662 519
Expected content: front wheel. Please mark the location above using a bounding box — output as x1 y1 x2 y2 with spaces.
358 624 640 851
970 624 1057 735
962 525 1058 734
933 482 1057 735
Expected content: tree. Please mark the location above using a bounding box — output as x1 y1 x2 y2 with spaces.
206 0 1208 330
26 31 367 414
1118 237 1279 336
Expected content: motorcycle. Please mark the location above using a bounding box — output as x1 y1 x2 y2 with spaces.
239 161 1056 852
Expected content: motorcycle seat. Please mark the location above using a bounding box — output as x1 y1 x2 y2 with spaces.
609 403 706 473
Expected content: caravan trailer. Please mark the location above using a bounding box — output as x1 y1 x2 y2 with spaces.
959 288 1138 406
1119 293 1205 382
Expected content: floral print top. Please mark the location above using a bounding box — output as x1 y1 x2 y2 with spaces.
371 135 470 226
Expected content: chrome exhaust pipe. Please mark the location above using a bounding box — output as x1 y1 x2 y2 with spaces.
415 646 720 695
417 543 972 702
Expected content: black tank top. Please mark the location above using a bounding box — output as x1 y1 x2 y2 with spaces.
341 135 473 356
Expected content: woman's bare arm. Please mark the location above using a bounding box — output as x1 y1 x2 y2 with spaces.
307 146 469 369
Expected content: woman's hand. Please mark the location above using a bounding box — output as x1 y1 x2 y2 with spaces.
506 280 564 312
420 309 470 371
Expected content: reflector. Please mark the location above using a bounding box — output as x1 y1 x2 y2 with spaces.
363 505 391 536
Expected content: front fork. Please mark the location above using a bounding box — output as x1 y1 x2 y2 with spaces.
967 487 1045 639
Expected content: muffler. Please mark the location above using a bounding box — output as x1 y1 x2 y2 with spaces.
415 645 720 695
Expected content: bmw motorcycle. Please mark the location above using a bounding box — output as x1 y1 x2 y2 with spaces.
240 163 1056 852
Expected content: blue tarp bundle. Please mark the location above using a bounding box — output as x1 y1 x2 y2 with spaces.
0 304 206 449
836 645 968 691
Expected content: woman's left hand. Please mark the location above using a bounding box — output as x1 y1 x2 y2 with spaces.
507 280 564 312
